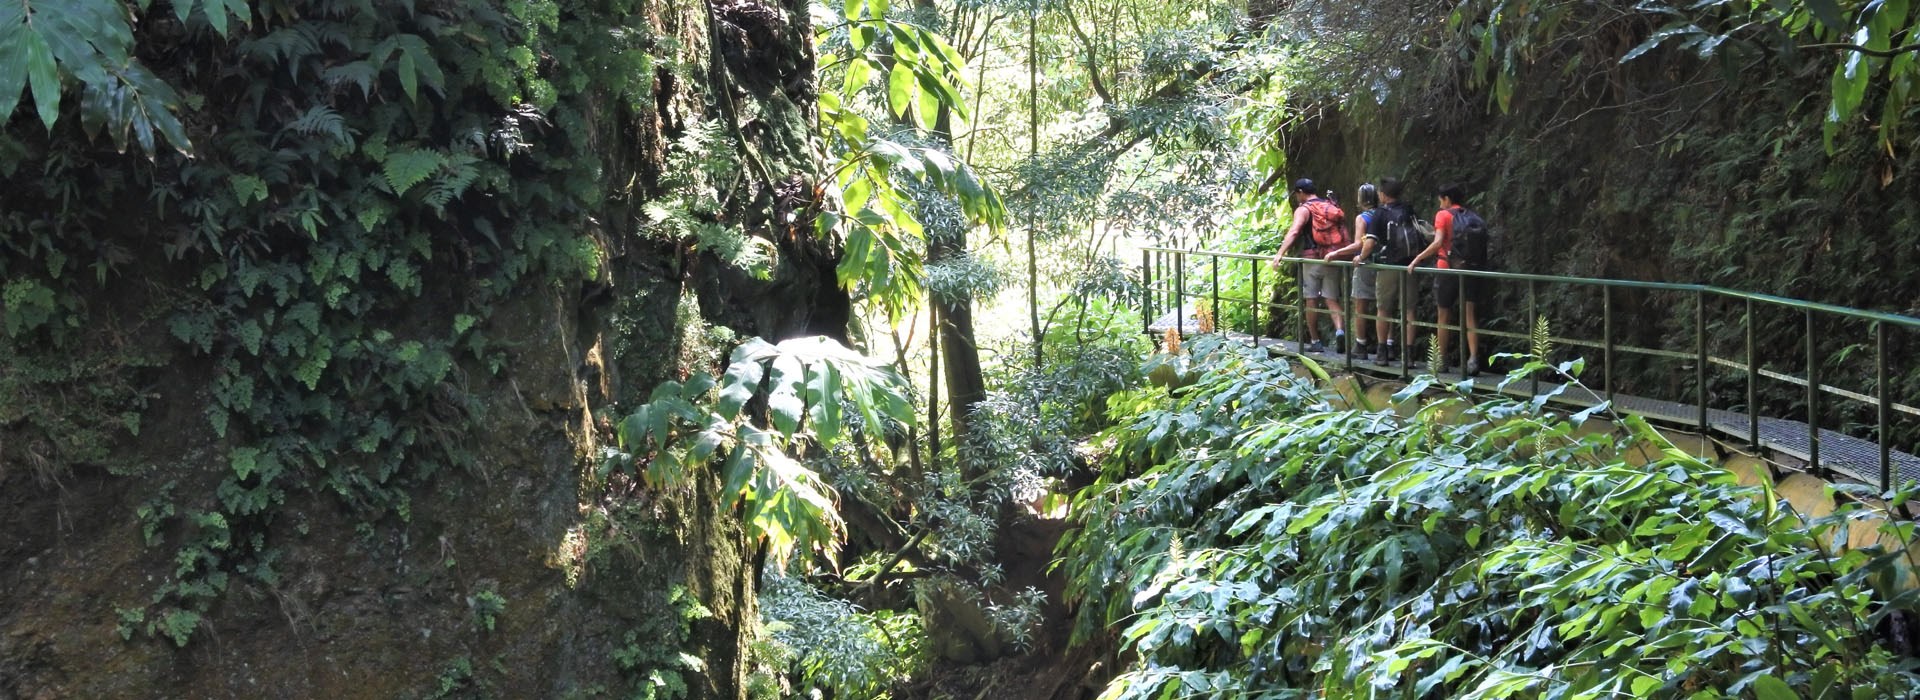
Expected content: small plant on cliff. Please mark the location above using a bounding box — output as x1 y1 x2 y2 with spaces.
467 584 506 633
610 585 712 700
607 336 915 563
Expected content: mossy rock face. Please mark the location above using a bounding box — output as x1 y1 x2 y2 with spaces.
0 0 827 695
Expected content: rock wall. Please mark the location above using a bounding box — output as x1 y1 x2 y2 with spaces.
1282 31 1920 432
0 0 831 697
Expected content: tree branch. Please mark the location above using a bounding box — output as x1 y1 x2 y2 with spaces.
1802 42 1920 58
1062 0 1115 105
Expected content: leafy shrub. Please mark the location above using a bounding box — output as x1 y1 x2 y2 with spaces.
758 573 926 698
1061 335 1920 698
1185 218 1293 338
608 336 916 563
610 586 712 700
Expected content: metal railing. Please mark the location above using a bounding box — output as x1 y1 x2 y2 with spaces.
1140 246 1920 491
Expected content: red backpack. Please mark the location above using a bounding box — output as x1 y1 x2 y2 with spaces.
1302 197 1349 252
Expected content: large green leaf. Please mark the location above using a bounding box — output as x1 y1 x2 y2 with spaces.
766 352 806 438
0 5 30 121
1751 675 1801 700
887 61 914 119
24 29 59 129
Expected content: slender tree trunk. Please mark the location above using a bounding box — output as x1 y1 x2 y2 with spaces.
915 0 988 448
930 235 988 442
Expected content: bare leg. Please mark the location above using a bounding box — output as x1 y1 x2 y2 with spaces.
1436 307 1454 366
1375 304 1391 352
1324 296 1346 334
1353 300 1371 345
1305 299 1323 343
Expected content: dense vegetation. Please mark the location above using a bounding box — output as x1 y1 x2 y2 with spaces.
1066 336 1920 697
7 0 1920 696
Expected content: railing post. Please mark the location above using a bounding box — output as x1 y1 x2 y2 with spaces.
1174 251 1186 342
1747 298 1759 449
1807 309 1820 473
1457 270 1468 376
1141 250 1152 336
1210 254 1219 336
1344 262 1355 370
1878 321 1891 491
1401 266 1412 380
1251 258 1261 344
1696 290 1708 432
1295 260 1307 351
1528 279 1539 396
1603 286 1615 406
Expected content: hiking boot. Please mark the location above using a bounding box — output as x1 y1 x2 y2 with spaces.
1332 331 1347 354
1371 347 1390 365
1466 356 1484 377
1353 341 1373 360
1382 343 1400 364
1304 340 1326 354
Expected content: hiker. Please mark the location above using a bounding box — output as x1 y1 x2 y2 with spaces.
1334 177 1422 364
1325 183 1379 360
1268 178 1349 353
1406 183 1491 375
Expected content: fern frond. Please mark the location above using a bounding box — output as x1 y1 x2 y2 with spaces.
1531 315 1552 359
422 153 480 212
321 61 379 98
380 148 443 196
281 105 354 148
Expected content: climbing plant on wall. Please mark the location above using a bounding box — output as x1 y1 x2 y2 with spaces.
0 0 715 645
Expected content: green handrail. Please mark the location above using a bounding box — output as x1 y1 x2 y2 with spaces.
1145 247 1920 328
1140 245 1919 491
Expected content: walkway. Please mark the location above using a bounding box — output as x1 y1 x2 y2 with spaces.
1140 246 1920 491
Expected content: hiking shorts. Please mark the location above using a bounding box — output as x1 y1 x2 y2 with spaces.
1434 272 1490 309
1351 266 1378 301
1301 261 1346 301
1375 268 1407 313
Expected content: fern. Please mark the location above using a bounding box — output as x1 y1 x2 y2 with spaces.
321 61 379 98
380 148 443 196
280 105 354 148
642 199 694 239
1530 314 1553 360
422 153 480 212
238 26 321 69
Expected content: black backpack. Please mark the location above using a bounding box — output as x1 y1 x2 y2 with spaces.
1447 206 1493 270
1370 201 1422 265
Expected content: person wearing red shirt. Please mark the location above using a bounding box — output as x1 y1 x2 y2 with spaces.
1406 183 1486 374
1269 178 1349 353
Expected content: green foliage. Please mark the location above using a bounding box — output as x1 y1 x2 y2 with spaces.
644 121 772 277
813 0 1007 321
422 656 485 700
1 0 674 647
0 0 203 154
759 573 927 697
609 336 916 564
1612 0 1920 150
1061 335 1920 697
610 586 713 700
1190 219 1290 336
467 584 507 634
